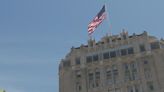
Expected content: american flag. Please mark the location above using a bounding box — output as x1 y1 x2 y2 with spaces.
88 5 106 35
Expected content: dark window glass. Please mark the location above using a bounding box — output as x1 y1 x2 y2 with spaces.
88 73 94 81
124 63 129 70
86 56 92 63
75 58 81 65
128 47 134 54
106 70 112 79
110 51 116 58
144 61 148 64
140 44 146 52
76 72 81 78
151 42 160 50
150 85 154 90
79 85 82 91
147 82 154 91
95 72 100 79
121 49 127 56
113 69 118 76
103 52 110 59
93 54 99 61
63 60 70 67
76 74 81 78
76 70 81 78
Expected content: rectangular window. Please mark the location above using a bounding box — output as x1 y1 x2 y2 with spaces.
76 70 81 78
95 71 100 87
124 63 131 81
88 73 94 88
127 86 133 92
106 69 112 85
128 47 134 54
121 49 127 56
93 54 99 62
140 44 146 52
131 63 138 80
76 82 82 92
150 42 160 50
106 70 112 79
144 68 152 79
103 52 110 59
75 57 81 65
113 69 118 76
134 84 140 92
110 51 116 58
86 56 92 63
147 82 154 91
88 73 94 81
115 88 121 92
63 60 70 67
95 72 100 80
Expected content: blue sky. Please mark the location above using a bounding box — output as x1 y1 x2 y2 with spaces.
0 0 164 92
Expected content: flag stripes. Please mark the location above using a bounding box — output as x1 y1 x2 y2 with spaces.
88 5 106 35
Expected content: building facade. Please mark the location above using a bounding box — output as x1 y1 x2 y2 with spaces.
59 31 164 92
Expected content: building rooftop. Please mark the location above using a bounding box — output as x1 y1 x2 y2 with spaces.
59 31 164 69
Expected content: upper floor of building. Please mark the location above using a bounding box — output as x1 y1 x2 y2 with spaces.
59 31 164 70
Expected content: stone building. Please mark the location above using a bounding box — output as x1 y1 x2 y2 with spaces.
59 31 164 92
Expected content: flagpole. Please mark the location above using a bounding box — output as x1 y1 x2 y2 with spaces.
104 2 112 36
88 34 92 40
104 2 116 92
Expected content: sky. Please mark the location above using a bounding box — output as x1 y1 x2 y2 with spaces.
0 0 164 92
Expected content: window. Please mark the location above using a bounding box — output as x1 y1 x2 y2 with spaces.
124 63 130 81
108 88 121 92
76 82 82 92
88 73 94 88
112 65 119 83
113 69 118 76
86 56 92 63
106 68 112 85
110 51 116 58
128 47 134 54
95 71 100 79
147 82 154 91
150 42 160 50
75 57 81 65
124 63 139 81
131 63 138 80
121 49 127 56
115 88 121 92
143 61 152 79
106 70 112 79
88 73 94 81
124 63 129 70
103 52 110 59
140 44 146 52
144 67 152 79
63 60 70 67
95 69 100 87
127 86 133 92
78 85 82 91
93 54 99 61
144 61 148 64
76 70 81 78
134 85 140 92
